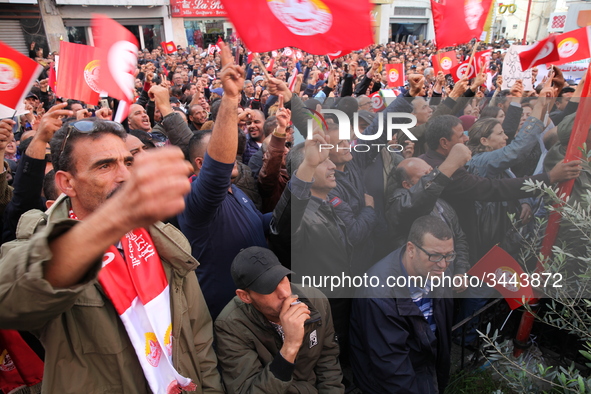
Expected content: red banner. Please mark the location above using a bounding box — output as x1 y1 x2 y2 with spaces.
161 41 176 54
385 63 404 88
0 40 43 110
552 26 591 66
468 246 536 310
431 0 493 49
219 0 373 55
92 14 139 105
431 50 459 75
170 0 226 18
0 330 44 393
56 41 100 105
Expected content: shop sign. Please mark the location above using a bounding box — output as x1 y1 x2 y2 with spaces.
171 0 227 18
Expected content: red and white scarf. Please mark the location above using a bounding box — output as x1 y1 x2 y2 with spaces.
69 210 196 393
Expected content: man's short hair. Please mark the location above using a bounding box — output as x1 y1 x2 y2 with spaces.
286 142 305 176
237 129 246 156
425 115 462 151
407 216 453 247
188 129 213 165
558 86 576 97
210 99 221 121
50 118 127 173
182 83 195 95
394 165 410 189
171 86 183 98
263 116 278 137
188 104 202 118
43 169 59 201
129 129 156 149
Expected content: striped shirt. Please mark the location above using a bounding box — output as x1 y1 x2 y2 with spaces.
400 259 436 333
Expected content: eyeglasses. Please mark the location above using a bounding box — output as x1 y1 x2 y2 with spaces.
57 120 124 161
411 242 456 263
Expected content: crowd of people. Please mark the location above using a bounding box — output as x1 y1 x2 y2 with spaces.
0 36 589 394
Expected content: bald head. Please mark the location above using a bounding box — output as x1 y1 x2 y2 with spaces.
395 158 433 189
128 104 151 132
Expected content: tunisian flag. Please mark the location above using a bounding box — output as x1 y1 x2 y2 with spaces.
431 0 493 49
385 64 404 88
161 41 176 54
219 0 373 55
91 14 139 106
431 50 458 75
518 35 561 71
56 41 100 105
0 40 43 110
552 26 591 65
450 59 477 81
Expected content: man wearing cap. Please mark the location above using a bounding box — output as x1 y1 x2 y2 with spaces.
253 76 265 88
214 246 344 394
210 87 224 101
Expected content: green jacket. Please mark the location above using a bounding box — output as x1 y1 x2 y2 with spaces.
0 195 224 394
214 284 344 394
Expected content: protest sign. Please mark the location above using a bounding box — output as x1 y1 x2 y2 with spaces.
502 45 534 91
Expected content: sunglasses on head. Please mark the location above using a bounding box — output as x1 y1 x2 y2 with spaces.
57 120 124 160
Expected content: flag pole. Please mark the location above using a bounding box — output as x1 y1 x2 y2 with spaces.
464 41 479 78
2 109 17 121
255 54 272 80
522 0 533 45
513 66 591 357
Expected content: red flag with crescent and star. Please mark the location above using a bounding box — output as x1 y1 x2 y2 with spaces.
518 35 561 70
91 14 139 120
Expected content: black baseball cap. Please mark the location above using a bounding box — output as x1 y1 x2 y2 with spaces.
231 247 293 294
